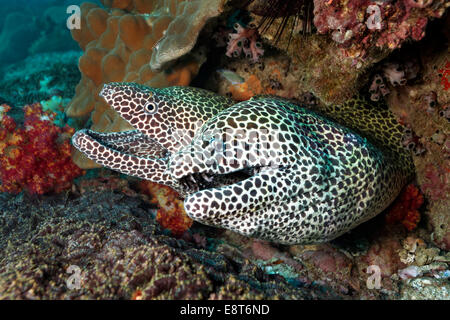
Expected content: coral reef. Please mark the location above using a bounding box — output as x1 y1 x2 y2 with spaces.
368 59 421 102
313 0 448 52
0 185 348 300
0 0 448 301
382 17 449 250
358 228 408 278
0 176 447 300
400 276 450 299
244 0 448 105
0 103 84 195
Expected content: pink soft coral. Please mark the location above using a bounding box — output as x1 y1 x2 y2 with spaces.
226 23 264 63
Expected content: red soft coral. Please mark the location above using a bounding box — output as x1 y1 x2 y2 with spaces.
139 181 193 237
439 61 450 91
0 103 84 195
386 184 424 231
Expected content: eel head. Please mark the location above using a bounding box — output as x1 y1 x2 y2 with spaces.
72 83 233 193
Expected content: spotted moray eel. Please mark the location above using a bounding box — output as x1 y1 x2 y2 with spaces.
72 83 414 244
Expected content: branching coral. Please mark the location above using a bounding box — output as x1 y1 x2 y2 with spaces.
385 184 424 231
226 22 264 63
0 104 84 195
139 181 193 237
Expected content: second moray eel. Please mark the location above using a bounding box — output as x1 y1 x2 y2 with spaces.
72 83 414 244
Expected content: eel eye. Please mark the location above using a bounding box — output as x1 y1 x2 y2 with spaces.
144 102 157 114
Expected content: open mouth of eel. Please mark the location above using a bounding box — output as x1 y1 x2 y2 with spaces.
177 165 267 193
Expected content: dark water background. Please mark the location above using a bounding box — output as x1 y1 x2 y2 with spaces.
0 0 104 108
0 0 102 68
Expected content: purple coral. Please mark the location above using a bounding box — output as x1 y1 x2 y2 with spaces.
226 23 264 63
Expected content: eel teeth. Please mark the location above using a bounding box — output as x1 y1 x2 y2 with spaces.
202 173 214 182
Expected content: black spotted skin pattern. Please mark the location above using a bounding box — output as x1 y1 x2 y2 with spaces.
72 83 413 244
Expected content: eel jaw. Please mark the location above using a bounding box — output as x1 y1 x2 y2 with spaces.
177 165 263 194
72 129 180 189
180 164 291 232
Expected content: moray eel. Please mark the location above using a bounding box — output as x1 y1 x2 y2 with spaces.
72 83 414 244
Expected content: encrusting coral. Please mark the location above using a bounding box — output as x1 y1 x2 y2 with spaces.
67 0 224 169
382 16 449 250
149 0 226 71
247 0 448 105
313 0 448 53
0 104 84 195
